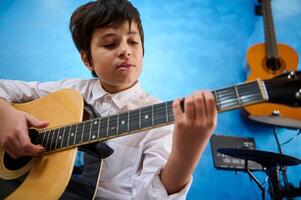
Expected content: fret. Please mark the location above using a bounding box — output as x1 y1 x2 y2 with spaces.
82 120 92 143
106 116 110 137
154 103 167 125
216 87 238 100
62 125 71 148
165 102 169 123
129 109 140 132
237 81 262 105
98 117 108 138
97 118 101 138
118 112 129 134
56 127 65 149
234 86 242 105
212 81 267 112
75 123 84 145
44 130 52 151
212 91 221 111
151 105 154 126
166 101 174 122
50 129 58 151
215 87 240 111
69 124 77 146
138 108 141 129
41 131 48 146
127 110 130 132
116 114 119 135
140 105 153 128
90 119 100 141
108 115 118 136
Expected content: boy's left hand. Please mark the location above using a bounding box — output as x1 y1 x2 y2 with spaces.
172 90 217 160
160 90 217 194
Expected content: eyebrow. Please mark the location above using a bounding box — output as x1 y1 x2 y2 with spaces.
99 31 139 40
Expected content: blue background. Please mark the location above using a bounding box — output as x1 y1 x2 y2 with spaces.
0 0 301 199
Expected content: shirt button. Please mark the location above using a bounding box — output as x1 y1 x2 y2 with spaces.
104 95 112 102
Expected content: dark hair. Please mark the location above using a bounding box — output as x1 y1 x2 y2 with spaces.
70 0 144 77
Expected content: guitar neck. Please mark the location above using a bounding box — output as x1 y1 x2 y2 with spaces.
35 80 269 154
262 0 279 59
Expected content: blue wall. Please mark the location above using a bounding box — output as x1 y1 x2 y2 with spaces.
1 0 301 199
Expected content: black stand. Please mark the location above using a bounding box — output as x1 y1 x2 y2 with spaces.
244 159 266 200
218 148 301 200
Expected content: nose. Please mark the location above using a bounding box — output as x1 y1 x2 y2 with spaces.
117 43 131 58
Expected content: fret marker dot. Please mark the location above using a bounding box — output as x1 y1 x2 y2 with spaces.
92 135 96 139
121 120 125 125
111 127 116 130
94 121 98 124
144 115 149 119
59 136 62 140
71 133 74 136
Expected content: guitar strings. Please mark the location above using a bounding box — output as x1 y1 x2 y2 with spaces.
40 86 264 148
41 113 175 151
38 103 174 149
38 81 272 150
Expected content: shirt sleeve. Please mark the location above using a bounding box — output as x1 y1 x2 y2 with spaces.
95 125 192 200
131 125 192 200
0 79 89 103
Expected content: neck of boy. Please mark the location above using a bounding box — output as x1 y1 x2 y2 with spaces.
101 80 138 94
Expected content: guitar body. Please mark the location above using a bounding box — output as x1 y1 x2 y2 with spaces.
246 43 298 80
245 43 300 120
0 89 86 199
244 0 301 121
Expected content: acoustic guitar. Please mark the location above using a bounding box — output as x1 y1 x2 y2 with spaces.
245 0 299 120
0 71 301 199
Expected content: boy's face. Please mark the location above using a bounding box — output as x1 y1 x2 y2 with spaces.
82 21 143 93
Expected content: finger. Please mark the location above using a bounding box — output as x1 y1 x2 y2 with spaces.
172 99 184 121
5 138 25 158
3 141 18 159
25 113 49 129
194 91 205 120
184 96 195 121
5 149 18 159
202 92 208 117
203 91 217 120
17 130 44 156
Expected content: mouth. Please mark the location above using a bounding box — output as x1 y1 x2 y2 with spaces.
116 62 135 69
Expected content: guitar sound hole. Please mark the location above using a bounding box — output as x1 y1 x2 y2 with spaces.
3 153 32 171
266 58 282 71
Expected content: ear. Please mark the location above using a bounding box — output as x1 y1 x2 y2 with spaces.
81 51 94 71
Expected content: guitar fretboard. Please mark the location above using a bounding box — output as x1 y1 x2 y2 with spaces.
262 0 279 58
34 80 268 154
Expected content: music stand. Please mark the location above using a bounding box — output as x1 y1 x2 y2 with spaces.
218 148 301 200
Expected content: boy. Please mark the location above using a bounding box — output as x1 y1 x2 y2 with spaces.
0 0 217 199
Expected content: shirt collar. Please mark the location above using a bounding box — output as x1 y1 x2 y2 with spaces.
92 80 143 109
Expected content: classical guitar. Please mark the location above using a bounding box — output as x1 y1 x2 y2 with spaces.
0 71 301 199
245 0 299 120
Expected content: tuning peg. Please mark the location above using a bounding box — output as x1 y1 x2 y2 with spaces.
288 71 297 79
295 89 301 100
272 110 281 116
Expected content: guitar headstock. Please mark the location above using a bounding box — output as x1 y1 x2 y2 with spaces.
264 71 301 107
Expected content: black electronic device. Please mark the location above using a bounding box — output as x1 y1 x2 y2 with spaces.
210 134 262 171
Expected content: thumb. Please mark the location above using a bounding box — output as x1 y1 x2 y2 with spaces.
25 113 49 129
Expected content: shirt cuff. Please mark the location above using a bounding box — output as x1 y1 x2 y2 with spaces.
152 174 193 200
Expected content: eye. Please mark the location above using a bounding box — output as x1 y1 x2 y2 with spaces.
103 43 116 49
130 40 139 46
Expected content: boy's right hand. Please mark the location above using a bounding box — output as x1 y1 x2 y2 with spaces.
0 99 48 159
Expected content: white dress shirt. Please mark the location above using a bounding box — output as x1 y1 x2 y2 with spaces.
0 79 191 200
